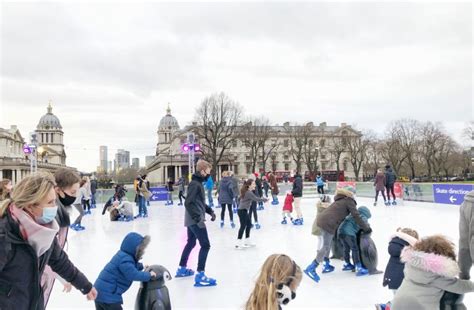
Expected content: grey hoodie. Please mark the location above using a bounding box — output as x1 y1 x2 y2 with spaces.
459 190 474 280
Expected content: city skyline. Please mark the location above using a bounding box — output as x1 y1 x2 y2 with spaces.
1 2 471 172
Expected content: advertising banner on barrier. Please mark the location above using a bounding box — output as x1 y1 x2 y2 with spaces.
394 182 403 198
149 187 169 201
432 184 474 205
336 181 356 193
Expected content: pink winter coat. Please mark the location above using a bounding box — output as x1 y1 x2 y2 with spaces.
374 172 386 191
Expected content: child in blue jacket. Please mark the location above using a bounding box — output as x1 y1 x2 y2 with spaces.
338 206 372 276
94 232 156 310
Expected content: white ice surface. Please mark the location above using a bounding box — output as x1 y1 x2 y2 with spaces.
48 196 474 310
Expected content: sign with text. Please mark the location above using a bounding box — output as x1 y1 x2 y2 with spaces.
432 184 474 205
149 187 169 201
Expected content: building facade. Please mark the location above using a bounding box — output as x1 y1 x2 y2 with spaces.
0 103 69 185
131 158 140 170
146 106 361 184
99 145 108 173
115 149 130 171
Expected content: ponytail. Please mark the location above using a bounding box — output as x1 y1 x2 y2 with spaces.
0 198 12 217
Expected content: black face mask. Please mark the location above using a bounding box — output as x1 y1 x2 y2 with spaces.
59 192 76 206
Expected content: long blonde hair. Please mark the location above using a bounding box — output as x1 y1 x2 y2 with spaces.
0 179 11 201
0 172 56 217
246 254 303 310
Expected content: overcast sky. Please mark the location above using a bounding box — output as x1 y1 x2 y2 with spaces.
1 1 472 172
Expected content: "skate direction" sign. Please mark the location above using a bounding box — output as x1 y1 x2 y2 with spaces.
432 184 474 205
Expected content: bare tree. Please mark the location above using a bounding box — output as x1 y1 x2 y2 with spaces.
301 123 319 180
193 92 243 176
330 135 346 173
239 117 274 172
463 121 474 142
261 136 279 173
346 130 372 181
420 122 444 178
284 123 306 174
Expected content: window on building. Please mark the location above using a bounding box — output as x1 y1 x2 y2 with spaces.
309 139 313 146
322 163 326 170
234 165 239 174
321 154 326 160
246 164 252 174
283 139 289 147
320 139 325 147
343 160 348 171
284 163 289 170
46 134 49 143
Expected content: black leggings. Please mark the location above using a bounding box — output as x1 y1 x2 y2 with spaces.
250 202 258 223
178 191 186 204
220 203 233 221
82 199 91 211
95 302 123 310
386 184 396 201
317 185 325 194
375 190 386 202
237 209 251 239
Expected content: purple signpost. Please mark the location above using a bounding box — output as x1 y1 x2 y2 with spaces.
432 184 474 205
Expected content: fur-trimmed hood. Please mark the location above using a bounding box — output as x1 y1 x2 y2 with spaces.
334 188 354 199
401 247 459 278
391 231 418 246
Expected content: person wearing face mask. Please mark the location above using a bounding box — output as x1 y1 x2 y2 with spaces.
246 254 302 310
0 172 97 310
40 168 82 306
175 160 218 287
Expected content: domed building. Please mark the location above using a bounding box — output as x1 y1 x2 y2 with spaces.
35 102 66 165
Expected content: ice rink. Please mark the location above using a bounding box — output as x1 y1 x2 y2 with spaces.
48 195 474 310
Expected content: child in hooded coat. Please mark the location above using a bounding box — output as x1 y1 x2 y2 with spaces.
94 232 156 310
392 235 474 310
338 206 372 276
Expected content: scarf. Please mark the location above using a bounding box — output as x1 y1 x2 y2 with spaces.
10 204 59 257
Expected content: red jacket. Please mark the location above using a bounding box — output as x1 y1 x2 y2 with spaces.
283 194 294 212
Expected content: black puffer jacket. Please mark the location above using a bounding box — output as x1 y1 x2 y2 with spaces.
385 168 397 186
0 210 92 310
383 231 418 289
291 174 303 198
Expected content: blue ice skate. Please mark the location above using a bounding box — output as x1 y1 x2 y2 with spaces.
230 221 236 229
385 201 391 206
255 223 261 229
194 272 217 287
175 266 195 278
342 262 355 271
322 258 335 273
304 261 320 283
281 218 287 225
391 201 397 206
355 263 369 276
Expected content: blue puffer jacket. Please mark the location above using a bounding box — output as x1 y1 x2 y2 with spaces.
338 206 371 237
316 176 325 187
95 232 151 304
204 176 214 190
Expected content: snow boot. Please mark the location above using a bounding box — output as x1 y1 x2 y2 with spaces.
304 261 320 283
194 272 217 287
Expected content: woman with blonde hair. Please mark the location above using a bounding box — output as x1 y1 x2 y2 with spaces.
0 172 97 309
246 254 303 310
0 178 13 201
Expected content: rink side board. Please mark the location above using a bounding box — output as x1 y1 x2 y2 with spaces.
432 184 474 205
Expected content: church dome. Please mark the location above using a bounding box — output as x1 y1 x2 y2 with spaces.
37 103 62 129
159 104 179 129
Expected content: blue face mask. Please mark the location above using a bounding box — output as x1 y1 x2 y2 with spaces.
36 206 58 225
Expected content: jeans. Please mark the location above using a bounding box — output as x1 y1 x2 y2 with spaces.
220 203 233 221
179 224 211 272
317 185 325 194
82 199 91 212
91 192 96 207
314 229 334 264
138 195 147 215
207 189 214 206
250 202 258 223
340 234 361 265
237 209 251 239
167 191 173 203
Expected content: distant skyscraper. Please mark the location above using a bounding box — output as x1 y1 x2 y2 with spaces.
132 158 140 169
145 155 155 166
115 149 130 171
99 146 108 173
108 160 113 173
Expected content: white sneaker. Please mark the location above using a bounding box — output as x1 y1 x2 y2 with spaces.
244 237 256 247
235 239 246 250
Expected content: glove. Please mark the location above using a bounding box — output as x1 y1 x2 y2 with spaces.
364 227 373 234
210 213 216 222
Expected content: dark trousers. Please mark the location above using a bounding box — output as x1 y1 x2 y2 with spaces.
317 185 325 194
179 224 211 272
250 203 258 223
375 190 386 202
91 193 96 207
264 188 269 197
82 199 91 211
220 203 233 221
340 234 361 265
386 184 396 201
95 302 123 310
178 191 185 204
237 209 252 239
